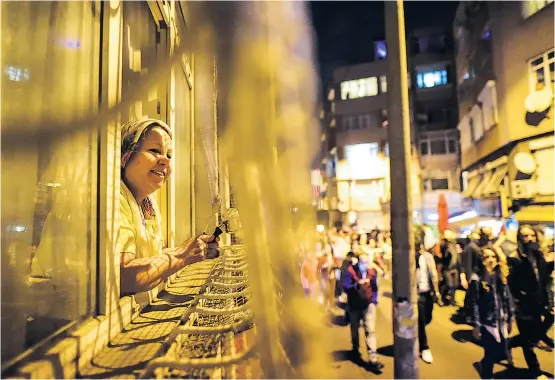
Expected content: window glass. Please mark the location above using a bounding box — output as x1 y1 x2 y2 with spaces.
416 69 448 88
122 2 170 241
174 14 193 243
430 140 447 155
420 142 429 156
379 75 387 93
448 139 457 153
529 49 554 94
1 1 99 363
522 0 554 18
431 179 449 190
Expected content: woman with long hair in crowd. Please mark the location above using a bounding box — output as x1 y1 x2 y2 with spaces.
468 247 513 379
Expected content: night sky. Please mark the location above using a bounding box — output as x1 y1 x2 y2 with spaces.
309 1 460 89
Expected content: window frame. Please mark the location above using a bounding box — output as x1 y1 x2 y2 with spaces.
528 48 555 94
521 0 554 19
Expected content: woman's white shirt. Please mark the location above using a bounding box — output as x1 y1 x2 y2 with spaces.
118 181 164 308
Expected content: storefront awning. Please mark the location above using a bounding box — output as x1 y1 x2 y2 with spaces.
482 165 508 197
514 205 554 224
474 170 494 198
448 216 501 231
463 174 481 198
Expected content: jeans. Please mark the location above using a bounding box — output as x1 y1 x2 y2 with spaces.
444 268 459 305
349 303 378 362
418 292 434 351
480 326 509 379
510 315 542 376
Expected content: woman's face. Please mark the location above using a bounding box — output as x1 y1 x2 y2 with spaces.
123 127 173 200
482 249 498 270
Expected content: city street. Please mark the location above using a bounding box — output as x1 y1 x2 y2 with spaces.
319 279 555 379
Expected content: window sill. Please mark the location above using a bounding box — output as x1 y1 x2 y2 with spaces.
9 296 137 379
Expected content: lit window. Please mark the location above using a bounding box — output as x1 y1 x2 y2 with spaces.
528 48 555 95
375 40 387 60
416 69 448 88
522 0 553 18
379 75 387 93
2 1 100 363
4 65 30 81
340 77 379 100
481 27 491 40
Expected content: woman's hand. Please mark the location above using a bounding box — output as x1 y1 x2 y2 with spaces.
176 235 216 264
472 326 481 340
206 235 220 259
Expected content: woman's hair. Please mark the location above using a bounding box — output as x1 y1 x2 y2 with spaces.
478 247 509 285
120 119 172 168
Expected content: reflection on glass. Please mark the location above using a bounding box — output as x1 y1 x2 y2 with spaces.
1 1 99 363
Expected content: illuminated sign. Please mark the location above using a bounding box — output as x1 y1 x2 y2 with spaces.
340 77 378 100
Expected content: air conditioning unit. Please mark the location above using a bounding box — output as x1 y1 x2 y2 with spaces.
511 180 537 199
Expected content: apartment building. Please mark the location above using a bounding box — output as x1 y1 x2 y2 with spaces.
407 27 469 224
319 59 422 230
454 0 554 233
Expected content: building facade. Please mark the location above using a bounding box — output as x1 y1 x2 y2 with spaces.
454 0 554 234
319 60 422 230
407 27 470 226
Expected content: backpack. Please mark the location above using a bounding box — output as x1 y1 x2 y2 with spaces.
347 266 373 307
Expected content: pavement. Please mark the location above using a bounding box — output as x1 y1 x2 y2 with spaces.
319 279 555 379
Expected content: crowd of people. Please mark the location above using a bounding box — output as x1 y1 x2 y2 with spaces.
299 223 555 379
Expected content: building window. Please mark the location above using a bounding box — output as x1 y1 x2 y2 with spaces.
1 1 100 363
340 77 379 100
431 178 449 190
481 27 492 40
420 141 429 156
368 142 379 157
416 69 448 88
430 139 447 155
522 0 553 18
375 40 387 60
379 75 387 94
448 139 457 153
529 48 555 94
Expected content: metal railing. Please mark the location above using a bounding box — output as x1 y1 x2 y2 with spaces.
139 246 259 379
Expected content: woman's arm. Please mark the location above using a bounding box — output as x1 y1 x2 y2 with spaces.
120 235 212 294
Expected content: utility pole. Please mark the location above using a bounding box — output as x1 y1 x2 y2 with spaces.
385 1 419 379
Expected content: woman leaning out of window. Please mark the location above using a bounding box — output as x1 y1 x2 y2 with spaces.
118 119 218 305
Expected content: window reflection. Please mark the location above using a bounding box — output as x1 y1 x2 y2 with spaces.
1 1 99 363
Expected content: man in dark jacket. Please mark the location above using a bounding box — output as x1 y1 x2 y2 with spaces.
342 252 384 371
441 229 460 306
507 225 552 378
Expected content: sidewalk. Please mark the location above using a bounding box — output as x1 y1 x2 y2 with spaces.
319 278 555 379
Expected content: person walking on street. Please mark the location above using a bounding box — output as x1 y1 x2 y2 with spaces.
342 252 384 372
440 229 460 306
300 250 319 297
468 248 514 379
507 225 552 379
416 234 442 364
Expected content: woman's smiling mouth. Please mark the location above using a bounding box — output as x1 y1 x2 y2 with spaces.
150 170 165 178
